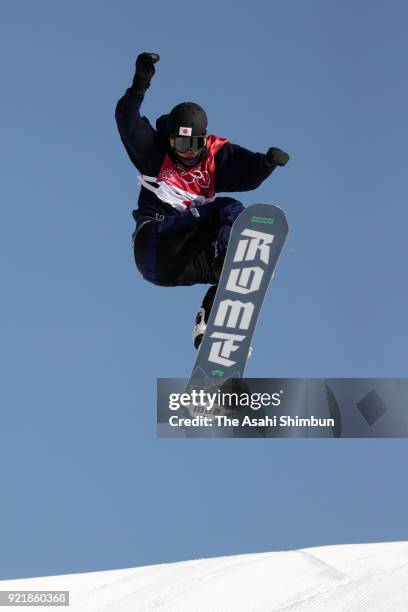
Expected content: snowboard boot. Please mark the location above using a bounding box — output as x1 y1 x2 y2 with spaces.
193 307 207 350
192 241 226 350
193 285 217 350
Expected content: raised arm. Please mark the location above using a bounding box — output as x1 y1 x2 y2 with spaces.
115 53 163 173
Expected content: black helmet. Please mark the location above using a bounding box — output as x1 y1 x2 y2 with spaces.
167 102 208 167
168 102 207 137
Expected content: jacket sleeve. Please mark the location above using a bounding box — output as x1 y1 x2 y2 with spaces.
115 88 165 175
214 142 277 193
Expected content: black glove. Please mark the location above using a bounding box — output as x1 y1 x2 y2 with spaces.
265 147 289 168
132 52 160 94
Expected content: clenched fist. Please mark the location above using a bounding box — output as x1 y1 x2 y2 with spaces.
265 147 290 168
132 52 160 94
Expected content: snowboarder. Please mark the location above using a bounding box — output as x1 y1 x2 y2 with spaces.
115 52 289 348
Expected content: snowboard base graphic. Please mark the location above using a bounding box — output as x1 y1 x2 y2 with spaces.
187 203 288 397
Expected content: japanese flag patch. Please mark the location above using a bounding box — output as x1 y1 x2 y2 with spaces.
179 126 192 136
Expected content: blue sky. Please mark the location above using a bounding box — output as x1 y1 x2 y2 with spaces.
1 0 408 580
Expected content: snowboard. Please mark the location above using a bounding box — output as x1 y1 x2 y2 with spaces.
187 203 288 394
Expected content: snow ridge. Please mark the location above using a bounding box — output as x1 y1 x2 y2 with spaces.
1 541 407 611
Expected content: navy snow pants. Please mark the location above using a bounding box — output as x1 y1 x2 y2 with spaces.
133 197 244 289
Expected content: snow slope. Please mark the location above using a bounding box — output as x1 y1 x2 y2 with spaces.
1 542 407 611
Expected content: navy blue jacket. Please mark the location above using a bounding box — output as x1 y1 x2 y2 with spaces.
115 87 278 219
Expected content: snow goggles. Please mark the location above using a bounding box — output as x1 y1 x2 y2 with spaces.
170 135 206 153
